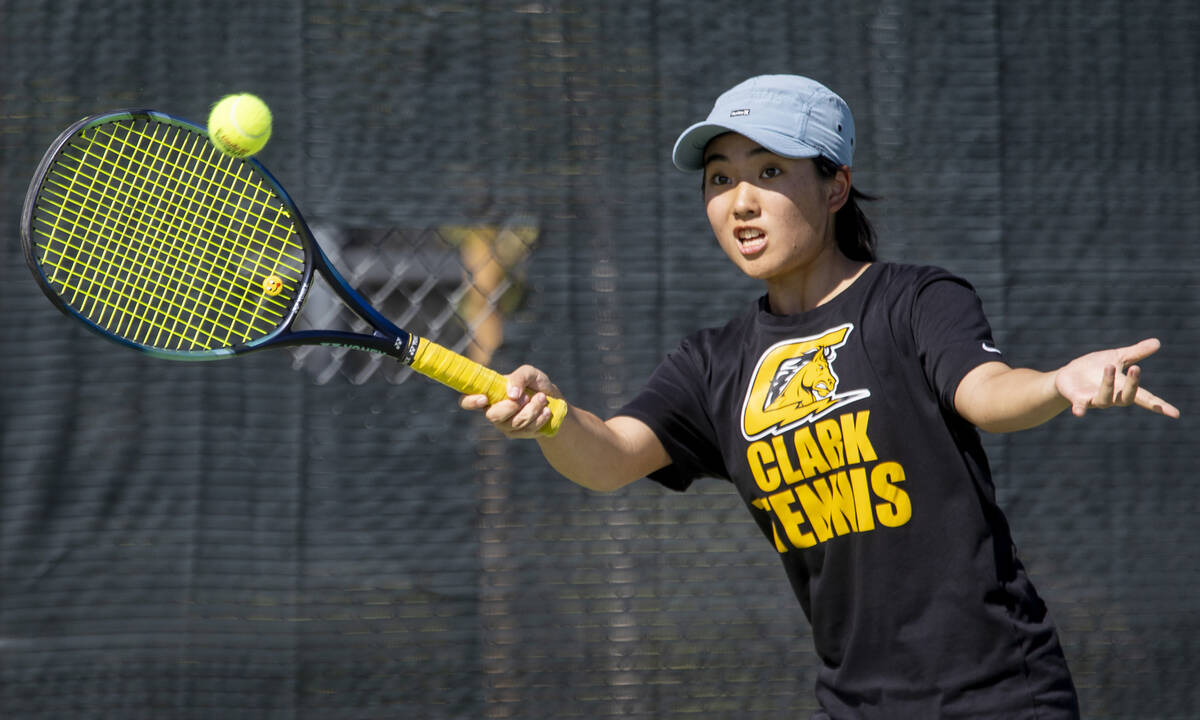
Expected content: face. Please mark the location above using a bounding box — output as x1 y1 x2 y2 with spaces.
702 133 848 288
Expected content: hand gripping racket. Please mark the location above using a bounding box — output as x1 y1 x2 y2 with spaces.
20 109 567 435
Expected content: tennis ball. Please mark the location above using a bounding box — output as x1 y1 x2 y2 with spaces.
208 93 272 158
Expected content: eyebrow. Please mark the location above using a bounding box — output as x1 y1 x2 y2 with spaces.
702 145 775 167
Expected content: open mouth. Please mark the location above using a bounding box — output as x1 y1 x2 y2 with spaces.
735 227 767 256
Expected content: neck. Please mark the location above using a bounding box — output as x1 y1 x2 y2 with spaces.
766 252 870 315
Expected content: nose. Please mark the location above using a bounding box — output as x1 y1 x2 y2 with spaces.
731 180 759 220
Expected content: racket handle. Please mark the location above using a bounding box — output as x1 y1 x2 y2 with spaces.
410 337 567 437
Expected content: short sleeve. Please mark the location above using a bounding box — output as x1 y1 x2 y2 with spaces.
910 275 1006 411
616 338 728 492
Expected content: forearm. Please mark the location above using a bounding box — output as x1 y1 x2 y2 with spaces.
537 407 668 492
955 362 1071 433
463 364 672 490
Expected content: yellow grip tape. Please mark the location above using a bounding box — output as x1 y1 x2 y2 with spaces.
411 337 566 437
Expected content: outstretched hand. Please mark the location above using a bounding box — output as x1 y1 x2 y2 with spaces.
1054 338 1180 419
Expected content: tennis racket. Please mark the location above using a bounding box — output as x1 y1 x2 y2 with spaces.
20 109 567 435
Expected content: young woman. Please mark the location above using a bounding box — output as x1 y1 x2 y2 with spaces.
460 75 1179 719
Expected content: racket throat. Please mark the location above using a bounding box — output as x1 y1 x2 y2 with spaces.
394 333 421 365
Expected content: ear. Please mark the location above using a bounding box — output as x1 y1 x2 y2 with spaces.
827 165 852 213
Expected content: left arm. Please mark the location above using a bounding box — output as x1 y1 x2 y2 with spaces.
954 338 1180 433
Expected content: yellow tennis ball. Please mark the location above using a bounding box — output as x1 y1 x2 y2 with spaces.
208 93 272 158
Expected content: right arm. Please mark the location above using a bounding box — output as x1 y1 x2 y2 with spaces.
459 365 672 492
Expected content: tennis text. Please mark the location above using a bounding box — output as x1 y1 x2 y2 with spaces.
745 410 911 552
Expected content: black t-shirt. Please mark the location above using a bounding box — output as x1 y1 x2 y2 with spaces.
618 263 1079 719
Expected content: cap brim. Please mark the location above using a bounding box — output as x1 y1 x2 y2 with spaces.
671 121 823 172
671 123 734 171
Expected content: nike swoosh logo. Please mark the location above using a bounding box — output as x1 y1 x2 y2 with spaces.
982 342 1002 355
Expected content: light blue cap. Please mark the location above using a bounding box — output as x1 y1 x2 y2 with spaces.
672 74 855 171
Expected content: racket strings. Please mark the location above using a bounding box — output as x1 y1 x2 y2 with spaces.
44 125 232 346
50 121 296 346
31 116 306 351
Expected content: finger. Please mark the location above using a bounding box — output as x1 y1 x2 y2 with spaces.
1091 364 1117 409
510 392 549 431
536 403 555 428
484 397 526 425
1119 337 1162 366
1133 386 1182 419
1115 365 1141 406
459 393 491 410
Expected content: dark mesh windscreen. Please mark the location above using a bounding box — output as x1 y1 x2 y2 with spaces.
1 2 1196 718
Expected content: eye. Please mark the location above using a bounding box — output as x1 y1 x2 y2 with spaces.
708 172 731 186
761 166 783 179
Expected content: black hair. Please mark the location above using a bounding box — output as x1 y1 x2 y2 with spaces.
813 155 878 262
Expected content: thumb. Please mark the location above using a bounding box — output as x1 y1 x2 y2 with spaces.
1121 337 1162 365
504 364 545 401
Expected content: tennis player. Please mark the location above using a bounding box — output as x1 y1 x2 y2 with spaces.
461 74 1179 719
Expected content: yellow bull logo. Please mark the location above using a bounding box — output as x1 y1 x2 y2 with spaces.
741 324 871 440
764 347 837 411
